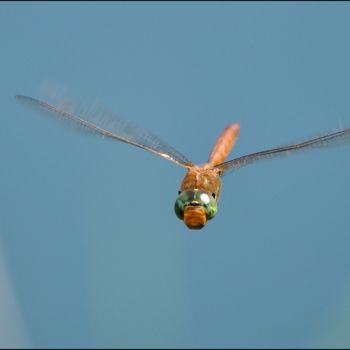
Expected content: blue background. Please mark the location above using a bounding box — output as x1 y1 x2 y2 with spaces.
1 2 350 348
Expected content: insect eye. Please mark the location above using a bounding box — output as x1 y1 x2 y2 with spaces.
178 190 181 195
174 191 191 219
174 190 218 222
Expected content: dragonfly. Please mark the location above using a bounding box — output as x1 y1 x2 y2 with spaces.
16 90 350 229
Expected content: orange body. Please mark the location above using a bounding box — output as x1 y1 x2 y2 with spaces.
180 123 240 228
208 123 240 166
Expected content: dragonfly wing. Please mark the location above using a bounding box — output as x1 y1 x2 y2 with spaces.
215 127 350 174
16 88 193 168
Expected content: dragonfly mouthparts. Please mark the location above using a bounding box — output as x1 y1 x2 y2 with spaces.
184 205 207 229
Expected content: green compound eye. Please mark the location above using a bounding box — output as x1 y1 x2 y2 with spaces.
174 191 193 219
200 192 218 220
174 190 218 221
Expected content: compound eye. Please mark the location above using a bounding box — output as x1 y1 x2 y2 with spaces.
174 191 195 220
194 190 218 220
199 192 210 205
174 190 218 222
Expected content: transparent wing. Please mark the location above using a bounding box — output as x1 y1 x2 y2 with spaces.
215 127 350 174
16 90 193 168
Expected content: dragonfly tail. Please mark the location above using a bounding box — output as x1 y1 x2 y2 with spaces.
208 123 240 166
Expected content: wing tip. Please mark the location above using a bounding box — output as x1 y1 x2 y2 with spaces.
16 94 27 101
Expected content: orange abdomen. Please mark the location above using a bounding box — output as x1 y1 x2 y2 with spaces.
208 123 240 166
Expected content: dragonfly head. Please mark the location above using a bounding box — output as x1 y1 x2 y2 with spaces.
174 189 218 229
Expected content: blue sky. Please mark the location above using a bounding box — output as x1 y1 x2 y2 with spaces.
1 2 350 348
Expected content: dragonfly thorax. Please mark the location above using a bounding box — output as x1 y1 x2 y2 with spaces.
179 165 222 200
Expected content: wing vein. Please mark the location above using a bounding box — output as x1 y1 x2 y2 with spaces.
215 127 350 174
16 93 193 168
